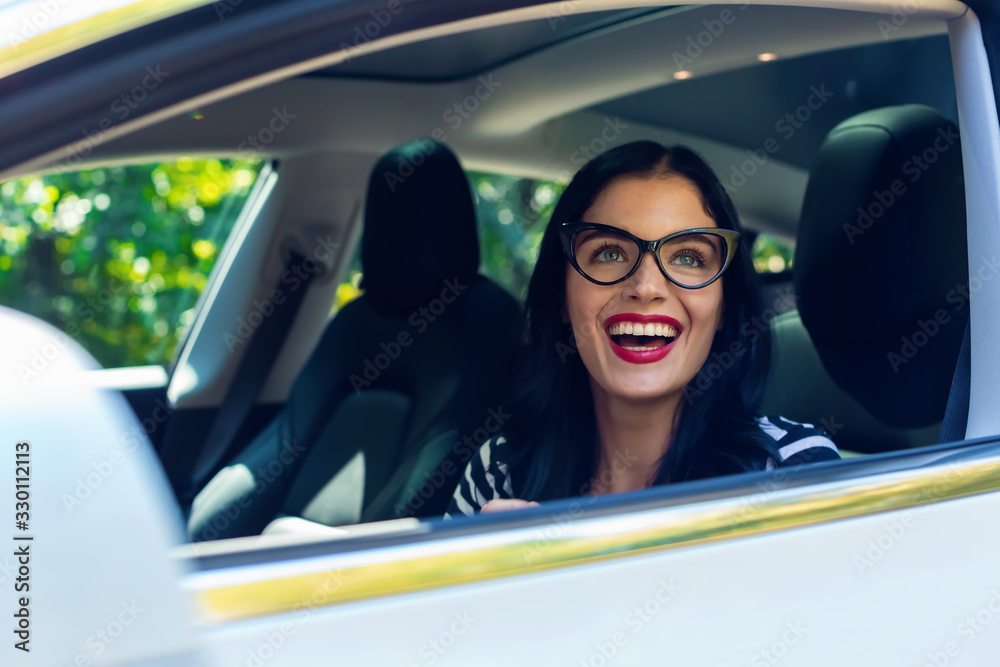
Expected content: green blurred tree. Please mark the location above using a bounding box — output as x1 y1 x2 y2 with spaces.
468 170 565 300
0 158 261 369
752 234 794 273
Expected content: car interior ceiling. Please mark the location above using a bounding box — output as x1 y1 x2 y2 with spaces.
47 5 963 536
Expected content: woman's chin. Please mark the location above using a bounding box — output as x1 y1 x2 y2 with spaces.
596 378 688 405
583 351 693 404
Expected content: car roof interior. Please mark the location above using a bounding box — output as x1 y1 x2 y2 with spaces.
28 4 955 241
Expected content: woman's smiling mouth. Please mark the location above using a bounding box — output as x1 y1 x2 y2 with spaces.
604 314 683 364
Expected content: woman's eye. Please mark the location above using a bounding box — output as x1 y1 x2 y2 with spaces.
671 253 702 267
596 248 626 263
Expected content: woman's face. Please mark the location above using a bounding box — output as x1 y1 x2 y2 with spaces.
563 175 725 404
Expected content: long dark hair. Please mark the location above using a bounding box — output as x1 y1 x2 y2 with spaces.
505 141 778 502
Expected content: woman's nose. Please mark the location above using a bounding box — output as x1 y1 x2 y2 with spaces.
623 251 670 301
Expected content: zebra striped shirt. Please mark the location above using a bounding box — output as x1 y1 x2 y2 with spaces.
444 415 840 518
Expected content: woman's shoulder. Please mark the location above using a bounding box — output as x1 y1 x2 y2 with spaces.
466 432 511 468
445 433 514 518
756 414 841 468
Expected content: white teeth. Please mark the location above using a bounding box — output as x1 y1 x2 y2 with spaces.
608 322 680 338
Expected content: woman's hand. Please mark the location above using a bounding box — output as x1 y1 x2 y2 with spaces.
481 498 539 513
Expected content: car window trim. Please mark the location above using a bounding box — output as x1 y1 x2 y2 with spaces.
167 160 278 384
949 8 1000 439
179 434 1000 624
0 0 220 79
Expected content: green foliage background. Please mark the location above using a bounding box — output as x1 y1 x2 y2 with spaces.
1 161 792 371
0 159 261 370
469 170 563 300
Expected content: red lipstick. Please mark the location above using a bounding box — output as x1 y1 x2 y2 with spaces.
604 313 683 364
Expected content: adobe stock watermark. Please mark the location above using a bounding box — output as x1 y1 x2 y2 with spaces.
16 328 80 386
395 405 511 517
842 124 959 245
546 0 585 30
520 448 640 564
4 0 71 51
877 0 923 40
406 611 476 667
919 587 1000 667
0 556 18 587
725 417 844 530
289 567 352 622
566 117 631 173
886 254 998 374
577 579 681 667
231 623 296 667
750 621 809 666
348 276 468 392
720 84 834 195
61 397 174 514
853 462 964 575
236 567 353 667
194 439 308 540
222 234 339 353
16 273 135 385
213 0 243 20
382 76 502 191
549 117 631 185
683 287 798 404
670 4 749 72
57 65 170 172
237 107 296 158
337 0 415 62
232 567 354 667
519 503 584 564
51 600 145 666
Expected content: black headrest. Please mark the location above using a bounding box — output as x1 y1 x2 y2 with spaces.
361 139 480 316
795 105 967 427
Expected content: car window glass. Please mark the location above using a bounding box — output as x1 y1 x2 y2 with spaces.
0 158 262 372
332 171 566 306
752 233 794 274
469 170 565 300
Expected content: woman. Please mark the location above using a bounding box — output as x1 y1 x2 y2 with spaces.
446 141 839 517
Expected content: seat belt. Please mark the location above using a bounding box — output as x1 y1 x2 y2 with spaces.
176 250 318 503
938 321 971 443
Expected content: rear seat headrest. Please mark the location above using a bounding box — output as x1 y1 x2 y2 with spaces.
794 104 968 427
361 138 480 316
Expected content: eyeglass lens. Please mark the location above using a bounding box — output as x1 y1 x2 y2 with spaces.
573 229 725 286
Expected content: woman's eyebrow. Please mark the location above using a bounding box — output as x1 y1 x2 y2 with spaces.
673 232 723 250
671 231 717 242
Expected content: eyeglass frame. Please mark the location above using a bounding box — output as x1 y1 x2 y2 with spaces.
558 222 742 289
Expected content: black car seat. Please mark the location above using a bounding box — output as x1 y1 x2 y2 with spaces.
761 105 967 453
188 139 521 541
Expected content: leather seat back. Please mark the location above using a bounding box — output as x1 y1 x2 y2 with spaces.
188 139 520 540
762 105 967 452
